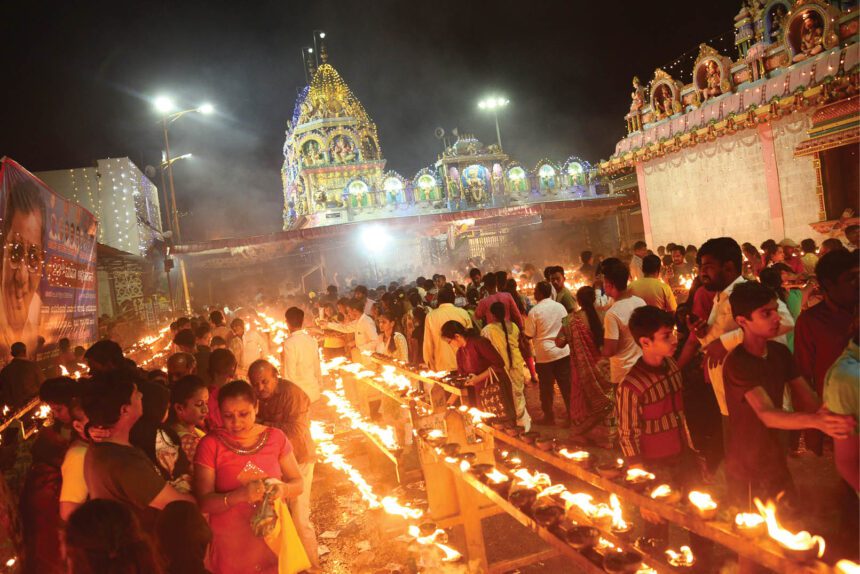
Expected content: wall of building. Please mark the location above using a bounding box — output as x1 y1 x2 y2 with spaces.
36 158 162 255
637 111 824 248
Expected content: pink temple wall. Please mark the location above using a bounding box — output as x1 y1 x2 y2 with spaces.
633 110 823 247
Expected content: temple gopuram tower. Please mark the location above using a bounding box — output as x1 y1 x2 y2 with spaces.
282 48 385 229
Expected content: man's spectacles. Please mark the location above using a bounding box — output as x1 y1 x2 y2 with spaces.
4 233 44 274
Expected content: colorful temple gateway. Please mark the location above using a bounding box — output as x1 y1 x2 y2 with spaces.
600 0 859 247
282 48 608 230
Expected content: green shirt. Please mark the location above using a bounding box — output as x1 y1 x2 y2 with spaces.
555 287 577 314
823 340 859 431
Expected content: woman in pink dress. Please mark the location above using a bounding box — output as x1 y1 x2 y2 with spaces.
194 381 304 574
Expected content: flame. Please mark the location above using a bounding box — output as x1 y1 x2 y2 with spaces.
60 365 70 376
512 467 551 490
688 491 717 511
665 546 695 567
434 541 462 562
460 405 495 424
536 484 567 500
419 370 448 379
459 460 471 472
266 354 281 369
1 405 9 416
310 421 422 520
484 468 509 484
625 468 655 482
754 498 825 557
34 404 51 419
609 494 628 530
650 484 672 499
734 512 765 529
321 390 398 450
558 448 590 462
836 560 860 573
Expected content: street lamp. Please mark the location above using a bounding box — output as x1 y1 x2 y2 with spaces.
153 95 214 314
313 30 325 67
478 96 510 150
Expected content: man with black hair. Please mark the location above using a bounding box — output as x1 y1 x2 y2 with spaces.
723 282 853 504
353 285 374 316
795 249 859 453
166 353 197 385
524 281 571 426
630 240 648 281
630 255 677 312
799 238 819 276
0 341 43 409
209 310 231 341
474 273 523 329
326 298 378 357
83 340 124 374
467 268 483 299
227 318 246 372
53 337 77 377
549 266 577 313
670 245 693 280
282 306 322 403
173 328 196 354
82 374 194 531
423 286 472 371
600 259 646 385
693 237 793 419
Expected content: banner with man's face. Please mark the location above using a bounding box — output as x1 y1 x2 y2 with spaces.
0 158 98 362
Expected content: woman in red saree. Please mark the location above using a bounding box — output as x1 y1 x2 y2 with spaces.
194 381 304 574
555 286 614 442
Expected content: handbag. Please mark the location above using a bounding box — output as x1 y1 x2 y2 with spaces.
264 497 312 574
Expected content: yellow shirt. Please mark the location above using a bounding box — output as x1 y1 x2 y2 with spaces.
629 277 678 312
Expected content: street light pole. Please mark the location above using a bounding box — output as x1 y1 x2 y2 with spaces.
493 110 503 150
478 96 509 151
161 118 181 241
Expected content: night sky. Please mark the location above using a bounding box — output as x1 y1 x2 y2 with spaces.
2 0 741 241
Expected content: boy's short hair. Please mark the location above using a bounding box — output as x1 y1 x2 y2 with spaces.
629 306 675 346
642 254 662 275
729 281 776 320
600 258 630 291
697 237 742 271
816 248 859 286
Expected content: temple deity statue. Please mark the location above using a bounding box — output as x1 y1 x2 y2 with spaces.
793 11 825 62
627 76 646 132
769 4 788 42
701 61 723 100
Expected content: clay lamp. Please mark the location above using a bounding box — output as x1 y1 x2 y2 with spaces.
733 512 766 538
608 494 633 539
648 483 680 505
488 417 507 431
754 498 826 562
520 431 541 445
457 452 477 468
665 546 696 568
623 468 655 491
508 488 538 515
687 491 718 520
602 549 644 574
596 458 626 479
565 525 600 550
440 442 461 458
535 436 555 451
421 428 448 448
503 425 520 437
533 504 565 529
469 463 495 482
556 446 591 466
483 467 512 497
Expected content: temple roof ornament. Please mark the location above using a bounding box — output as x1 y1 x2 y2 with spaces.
294 63 374 129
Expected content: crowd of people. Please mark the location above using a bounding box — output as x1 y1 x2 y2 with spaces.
0 224 857 572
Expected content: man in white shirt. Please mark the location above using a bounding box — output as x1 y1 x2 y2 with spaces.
281 306 323 403
692 238 793 416
629 240 648 282
423 287 472 371
523 281 571 426
600 259 647 385
326 299 379 359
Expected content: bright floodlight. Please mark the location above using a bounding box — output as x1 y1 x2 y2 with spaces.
319 32 326 38
307 47 314 53
361 225 390 253
479 96 509 110
154 95 176 114
198 103 214 115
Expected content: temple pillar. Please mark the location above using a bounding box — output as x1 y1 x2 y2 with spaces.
634 162 653 247
756 122 786 239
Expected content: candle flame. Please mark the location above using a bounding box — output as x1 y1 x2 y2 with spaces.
609 494 628 530
836 559 860 574
734 512 765 529
625 468 655 482
688 491 717 511
484 468 509 484
558 448 590 462
754 498 825 557
650 484 672 499
665 546 695 567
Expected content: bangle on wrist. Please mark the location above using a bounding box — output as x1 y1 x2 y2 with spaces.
223 493 230 508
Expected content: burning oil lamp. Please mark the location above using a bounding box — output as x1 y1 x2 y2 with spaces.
609 494 633 538
603 549 644 574
535 436 555 451
566 525 600 550
754 498 826 562
533 504 565 529
688 491 718 520
649 483 679 504
423 429 447 447
556 447 591 465
665 545 695 568
734 512 766 537
440 442 461 457
624 468 655 491
597 458 626 479
484 467 512 496
836 559 860 573
520 431 540 445
508 488 538 515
